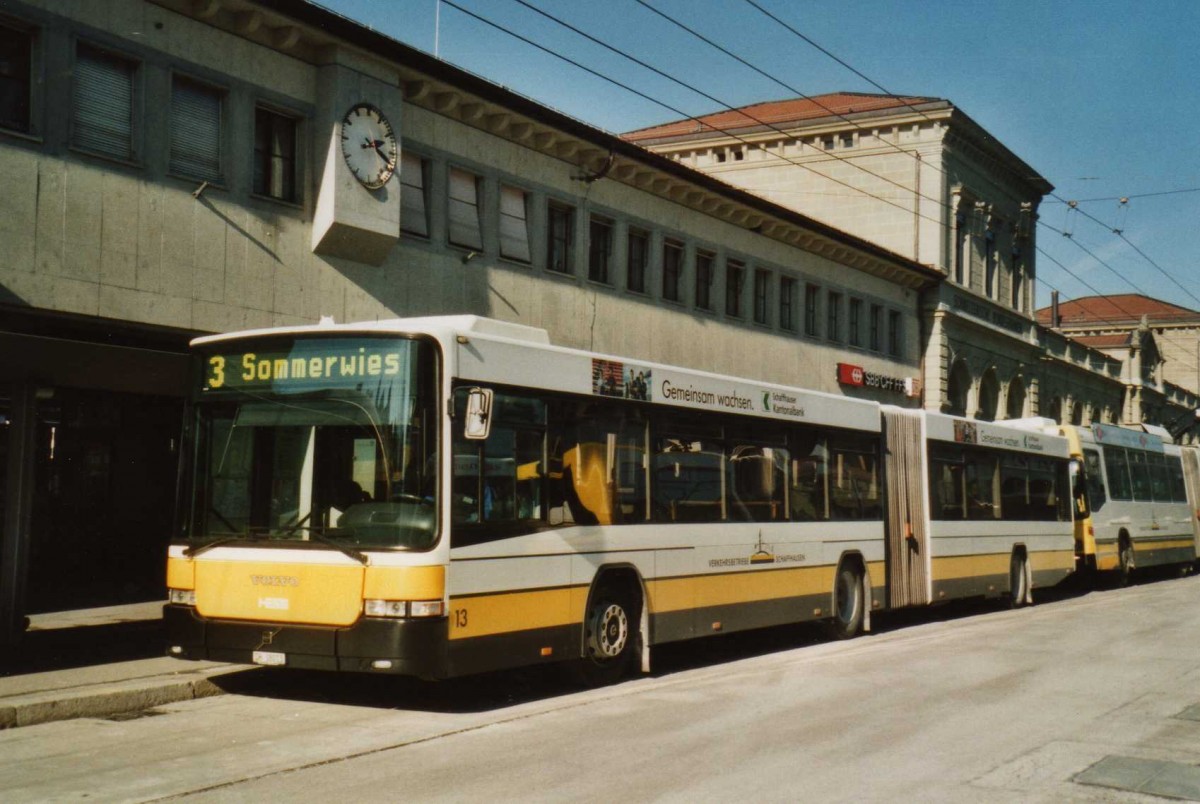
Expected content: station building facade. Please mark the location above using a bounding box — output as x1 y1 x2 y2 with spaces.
623 95 1200 435
0 0 938 645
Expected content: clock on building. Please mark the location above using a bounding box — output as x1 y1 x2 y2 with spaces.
340 103 398 189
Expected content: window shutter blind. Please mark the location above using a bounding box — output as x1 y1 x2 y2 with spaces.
73 45 133 159
170 77 222 182
400 152 429 237
499 186 530 262
447 168 482 250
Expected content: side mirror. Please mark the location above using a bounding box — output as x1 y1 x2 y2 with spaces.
463 387 493 440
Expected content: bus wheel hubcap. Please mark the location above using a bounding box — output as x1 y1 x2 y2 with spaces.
590 603 628 659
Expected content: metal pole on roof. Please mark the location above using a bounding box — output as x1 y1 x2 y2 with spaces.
434 0 441 57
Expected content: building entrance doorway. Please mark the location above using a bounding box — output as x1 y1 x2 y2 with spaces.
25 388 182 613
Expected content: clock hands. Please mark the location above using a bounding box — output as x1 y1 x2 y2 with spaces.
359 137 395 171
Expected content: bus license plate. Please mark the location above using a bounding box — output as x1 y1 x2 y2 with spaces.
252 650 286 667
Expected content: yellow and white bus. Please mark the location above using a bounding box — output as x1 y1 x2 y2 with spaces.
1054 422 1199 584
165 316 1075 681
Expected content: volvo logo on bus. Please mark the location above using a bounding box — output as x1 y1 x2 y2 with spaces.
250 574 299 587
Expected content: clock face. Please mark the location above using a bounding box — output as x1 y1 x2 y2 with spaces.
340 103 398 189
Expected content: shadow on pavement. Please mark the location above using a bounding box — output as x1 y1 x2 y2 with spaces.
207 578 1118 716
0 618 167 676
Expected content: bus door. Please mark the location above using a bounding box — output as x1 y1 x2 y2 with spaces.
881 408 930 608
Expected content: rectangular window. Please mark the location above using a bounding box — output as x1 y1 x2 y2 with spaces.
804 284 819 336
848 298 862 347
662 239 683 302
498 184 530 261
753 269 769 324
779 277 795 331
695 250 714 310
253 107 297 202
588 216 613 284
170 75 223 182
826 291 841 341
547 201 574 273
627 227 648 293
401 153 431 239
1011 250 1023 310
888 311 902 356
985 230 997 298
954 214 966 284
1102 445 1133 501
725 260 744 317
0 23 32 133
448 167 482 250
73 43 135 160
869 304 882 351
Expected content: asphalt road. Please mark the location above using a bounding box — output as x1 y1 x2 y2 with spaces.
5 574 1200 802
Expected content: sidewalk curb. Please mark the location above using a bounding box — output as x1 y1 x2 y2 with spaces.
0 665 244 730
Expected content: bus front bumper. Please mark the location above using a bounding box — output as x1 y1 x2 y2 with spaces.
163 604 448 679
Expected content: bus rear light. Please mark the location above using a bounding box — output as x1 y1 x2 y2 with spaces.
363 600 445 618
168 589 196 606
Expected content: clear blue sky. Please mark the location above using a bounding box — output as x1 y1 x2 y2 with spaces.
321 0 1200 313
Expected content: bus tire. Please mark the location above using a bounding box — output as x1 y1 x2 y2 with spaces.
1009 549 1030 608
827 560 865 640
1116 539 1135 588
573 587 639 687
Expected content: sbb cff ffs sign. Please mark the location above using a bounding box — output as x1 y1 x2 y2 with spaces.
837 362 918 397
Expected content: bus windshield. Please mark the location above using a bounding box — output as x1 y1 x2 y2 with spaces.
186 337 438 550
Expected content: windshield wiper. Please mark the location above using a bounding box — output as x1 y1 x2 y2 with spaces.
308 530 369 565
183 530 266 558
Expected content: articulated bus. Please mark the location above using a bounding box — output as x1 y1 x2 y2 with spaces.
1013 420 1200 584
165 316 1074 682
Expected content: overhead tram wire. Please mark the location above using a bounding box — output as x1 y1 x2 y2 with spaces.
1043 187 1200 204
441 0 950 227
510 0 959 219
740 0 1200 335
446 0 1193 360
1034 237 1200 365
632 0 957 184
1045 192 1200 311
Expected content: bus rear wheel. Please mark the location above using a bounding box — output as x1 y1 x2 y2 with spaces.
572 590 639 686
827 562 864 640
1008 550 1030 608
1116 541 1135 588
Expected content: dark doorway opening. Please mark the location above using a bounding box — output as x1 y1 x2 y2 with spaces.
25 388 182 613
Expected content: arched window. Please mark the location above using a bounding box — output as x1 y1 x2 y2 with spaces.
947 360 971 417
1005 377 1026 420
1071 401 1084 425
1046 396 1063 424
977 368 1000 422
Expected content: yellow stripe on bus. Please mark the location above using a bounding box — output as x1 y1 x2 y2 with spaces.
932 549 1075 581
448 587 583 640
648 565 836 614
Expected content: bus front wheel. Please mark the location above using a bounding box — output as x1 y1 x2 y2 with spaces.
573 589 639 686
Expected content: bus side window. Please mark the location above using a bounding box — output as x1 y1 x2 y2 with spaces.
826 432 880 521
789 430 827 521
450 389 545 527
547 403 646 526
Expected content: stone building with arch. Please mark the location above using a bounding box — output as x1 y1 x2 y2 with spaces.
624 94 1200 437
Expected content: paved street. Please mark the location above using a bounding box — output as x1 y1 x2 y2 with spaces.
5 576 1200 802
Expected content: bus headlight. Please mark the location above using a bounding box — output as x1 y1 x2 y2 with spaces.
363 600 445 618
168 589 196 606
